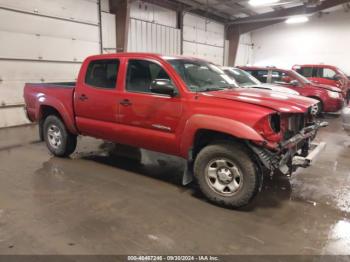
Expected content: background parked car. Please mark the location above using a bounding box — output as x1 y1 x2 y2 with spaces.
292 64 350 100
239 66 344 115
222 67 299 96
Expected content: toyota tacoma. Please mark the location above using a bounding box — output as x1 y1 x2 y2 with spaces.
24 53 327 208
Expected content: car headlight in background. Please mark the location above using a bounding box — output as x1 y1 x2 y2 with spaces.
328 91 340 99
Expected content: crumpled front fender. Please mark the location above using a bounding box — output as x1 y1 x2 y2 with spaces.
179 114 265 158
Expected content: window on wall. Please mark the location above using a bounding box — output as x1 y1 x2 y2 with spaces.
85 59 119 89
126 59 172 93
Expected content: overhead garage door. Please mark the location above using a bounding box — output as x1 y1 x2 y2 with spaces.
127 1 181 55
183 13 225 65
0 0 101 128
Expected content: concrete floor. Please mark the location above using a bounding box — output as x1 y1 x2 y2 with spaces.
0 116 350 255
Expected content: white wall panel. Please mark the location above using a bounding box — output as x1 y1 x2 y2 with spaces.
0 61 80 105
130 1 177 28
0 60 80 81
0 0 99 24
235 33 254 66
0 0 101 127
183 13 225 65
101 12 116 53
0 30 100 62
0 9 99 42
0 107 30 128
100 0 110 12
183 41 224 65
250 9 350 74
127 19 181 55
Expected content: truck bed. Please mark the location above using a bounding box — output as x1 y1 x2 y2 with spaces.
23 82 77 134
26 82 76 88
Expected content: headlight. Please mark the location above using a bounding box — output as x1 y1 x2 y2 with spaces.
328 90 340 99
254 113 282 143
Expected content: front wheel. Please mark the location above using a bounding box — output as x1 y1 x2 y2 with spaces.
310 99 323 116
43 115 77 157
194 143 259 208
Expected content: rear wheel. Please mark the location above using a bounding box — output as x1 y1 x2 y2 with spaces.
43 115 77 157
194 142 259 208
310 99 323 116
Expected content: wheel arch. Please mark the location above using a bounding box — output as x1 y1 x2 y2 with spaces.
179 114 265 160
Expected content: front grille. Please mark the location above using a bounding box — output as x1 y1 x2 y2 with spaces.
283 114 305 140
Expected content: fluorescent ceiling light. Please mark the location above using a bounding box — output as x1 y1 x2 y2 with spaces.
249 0 280 7
285 16 309 24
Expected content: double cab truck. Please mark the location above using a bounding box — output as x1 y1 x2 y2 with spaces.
24 53 327 208
292 64 350 100
239 66 344 115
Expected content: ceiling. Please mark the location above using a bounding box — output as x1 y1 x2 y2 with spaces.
146 0 350 24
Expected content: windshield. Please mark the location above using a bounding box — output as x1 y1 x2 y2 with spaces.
166 59 237 92
224 68 260 87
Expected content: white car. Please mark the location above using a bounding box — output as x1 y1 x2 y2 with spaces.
222 67 300 96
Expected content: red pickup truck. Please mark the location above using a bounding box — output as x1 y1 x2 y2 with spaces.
239 66 344 115
292 64 350 100
24 53 327 208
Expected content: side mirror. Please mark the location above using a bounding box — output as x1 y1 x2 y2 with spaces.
282 76 291 83
334 74 342 81
150 79 176 97
290 80 299 86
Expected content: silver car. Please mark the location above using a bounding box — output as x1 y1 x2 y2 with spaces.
342 104 350 135
222 67 300 96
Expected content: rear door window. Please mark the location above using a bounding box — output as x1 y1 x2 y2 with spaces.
250 70 268 83
271 70 293 85
297 67 313 77
85 59 119 89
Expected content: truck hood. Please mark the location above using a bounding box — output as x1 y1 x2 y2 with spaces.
247 83 300 95
201 89 317 113
311 83 342 92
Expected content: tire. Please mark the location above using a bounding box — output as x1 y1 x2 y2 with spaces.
194 142 259 208
43 115 77 157
310 98 323 116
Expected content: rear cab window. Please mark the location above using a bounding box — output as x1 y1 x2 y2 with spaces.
85 59 120 89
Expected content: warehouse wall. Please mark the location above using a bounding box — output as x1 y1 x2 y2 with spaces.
0 0 114 128
250 8 350 74
234 33 254 66
127 1 181 55
182 13 225 65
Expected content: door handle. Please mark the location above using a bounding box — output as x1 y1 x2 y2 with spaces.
79 94 88 101
120 99 132 106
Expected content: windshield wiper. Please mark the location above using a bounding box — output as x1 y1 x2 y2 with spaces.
200 88 224 92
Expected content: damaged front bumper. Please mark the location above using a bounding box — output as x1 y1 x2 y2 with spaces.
249 121 328 176
292 142 326 168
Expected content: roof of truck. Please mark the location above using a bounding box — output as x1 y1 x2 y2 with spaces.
85 53 208 62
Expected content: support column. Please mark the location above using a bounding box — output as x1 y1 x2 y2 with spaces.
226 25 241 66
109 0 130 52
